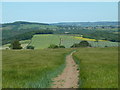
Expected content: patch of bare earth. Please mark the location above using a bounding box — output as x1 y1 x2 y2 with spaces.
51 51 79 88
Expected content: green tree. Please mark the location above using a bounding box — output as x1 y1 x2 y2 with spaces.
48 44 59 49
79 40 91 47
59 45 65 48
71 43 80 48
9 40 22 49
71 40 91 48
26 46 34 49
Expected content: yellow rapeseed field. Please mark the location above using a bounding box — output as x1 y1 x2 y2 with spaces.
74 37 106 41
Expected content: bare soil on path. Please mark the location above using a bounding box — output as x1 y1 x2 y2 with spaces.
51 51 79 88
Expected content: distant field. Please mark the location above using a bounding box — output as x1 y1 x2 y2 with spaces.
29 34 80 49
29 34 118 49
2 49 72 88
2 40 31 49
73 47 118 88
75 37 106 41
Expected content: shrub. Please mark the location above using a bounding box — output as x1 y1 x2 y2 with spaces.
70 43 80 48
79 40 91 47
59 45 65 48
9 40 22 49
48 44 59 49
105 46 108 47
5 48 9 50
48 44 65 49
26 46 34 49
71 40 91 48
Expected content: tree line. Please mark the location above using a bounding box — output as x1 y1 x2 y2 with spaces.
2 30 53 45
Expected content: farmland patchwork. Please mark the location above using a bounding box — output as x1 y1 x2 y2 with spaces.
29 34 118 49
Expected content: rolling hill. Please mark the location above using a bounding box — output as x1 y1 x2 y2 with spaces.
52 21 118 26
1 21 119 46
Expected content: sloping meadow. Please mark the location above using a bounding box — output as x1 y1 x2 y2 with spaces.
73 47 118 88
2 49 72 88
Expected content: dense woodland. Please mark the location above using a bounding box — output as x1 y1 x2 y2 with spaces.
1 21 119 45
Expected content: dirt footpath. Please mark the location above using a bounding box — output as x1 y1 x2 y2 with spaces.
51 51 79 88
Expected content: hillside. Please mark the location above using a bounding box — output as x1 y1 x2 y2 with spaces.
1 21 58 45
52 21 118 26
2 21 49 26
1 21 119 45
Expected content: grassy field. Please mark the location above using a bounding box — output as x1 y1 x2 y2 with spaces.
2 46 118 88
29 34 80 49
29 34 118 49
2 34 118 49
2 49 72 88
73 47 118 88
2 40 31 49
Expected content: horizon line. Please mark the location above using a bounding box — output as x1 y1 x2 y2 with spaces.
1 20 118 24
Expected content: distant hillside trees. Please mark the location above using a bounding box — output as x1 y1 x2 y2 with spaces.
54 26 119 42
2 30 54 45
9 40 22 49
2 21 119 46
71 40 91 48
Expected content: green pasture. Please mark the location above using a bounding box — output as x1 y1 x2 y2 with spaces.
2 46 118 88
29 34 80 49
2 49 72 88
73 47 118 88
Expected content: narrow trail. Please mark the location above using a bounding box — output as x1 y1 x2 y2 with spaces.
51 51 79 88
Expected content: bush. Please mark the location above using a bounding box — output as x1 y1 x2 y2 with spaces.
48 44 59 49
105 46 108 47
71 40 91 48
26 46 34 49
48 44 65 49
9 40 22 49
79 40 91 47
70 43 80 48
59 45 65 48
